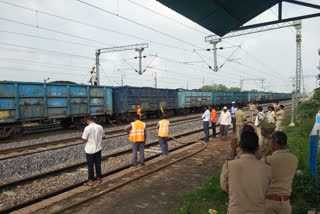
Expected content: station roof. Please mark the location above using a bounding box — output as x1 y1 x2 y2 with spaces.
156 0 279 37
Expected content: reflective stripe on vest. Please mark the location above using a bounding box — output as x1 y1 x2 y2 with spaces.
129 120 145 142
158 119 169 137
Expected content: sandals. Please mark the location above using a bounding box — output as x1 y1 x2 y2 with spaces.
83 181 93 186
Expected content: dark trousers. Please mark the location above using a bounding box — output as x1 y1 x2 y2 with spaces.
159 137 168 155
132 141 145 165
232 117 236 133
211 122 216 138
86 150 102 180
203 121 209 142
220 125 230 139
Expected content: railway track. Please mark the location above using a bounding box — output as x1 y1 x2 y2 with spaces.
0 101 290 160
0 115 202 161
0 103 293 213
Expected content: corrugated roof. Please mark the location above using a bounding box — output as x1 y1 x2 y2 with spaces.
156 0 279 36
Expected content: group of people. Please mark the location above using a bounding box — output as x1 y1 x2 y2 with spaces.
88 67 98 85
202 101 285 146
221 126 298 214
81 112 170 186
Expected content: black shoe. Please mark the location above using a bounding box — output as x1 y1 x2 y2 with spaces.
131 164 137 168
140 164 145 167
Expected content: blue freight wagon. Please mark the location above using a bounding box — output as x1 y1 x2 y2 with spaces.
177 90 212 113
232 92 248 106
212 91 233 108
112 86 178 122
0 81 112 138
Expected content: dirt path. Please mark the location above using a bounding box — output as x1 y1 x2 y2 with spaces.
65 137 232 214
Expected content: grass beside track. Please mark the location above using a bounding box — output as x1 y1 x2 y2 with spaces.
173 100 320 214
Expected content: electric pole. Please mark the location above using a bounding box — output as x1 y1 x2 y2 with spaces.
95 43 148 85
202 76 205 87
153 72 157 88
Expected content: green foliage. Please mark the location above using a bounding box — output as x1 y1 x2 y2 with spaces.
228 87 241 92
250 89 259 92
312 88 320 101
283 101 320 212
174 173 228 214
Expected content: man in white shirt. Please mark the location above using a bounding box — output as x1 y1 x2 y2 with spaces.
218 106 232 141
82 116 105 186
88 67 97 85
202 105 211 142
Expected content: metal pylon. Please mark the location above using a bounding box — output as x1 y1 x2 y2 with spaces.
294 20 302 100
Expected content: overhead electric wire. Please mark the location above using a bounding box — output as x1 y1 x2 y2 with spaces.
75 0 205 50
0 17 114 47
0 29 99 48
0 0 201 53
127 0 209 35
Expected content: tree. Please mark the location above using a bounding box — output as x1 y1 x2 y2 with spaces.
228 87 241 92
250 89 259 92
199 85 215 91
213 84 228 91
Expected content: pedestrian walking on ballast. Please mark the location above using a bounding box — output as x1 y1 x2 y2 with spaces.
218 106 231 141
81 116 105 186
156 114 170 156
231 101 238 134
202 105 210 142
124 114 147 167
210 105 217 138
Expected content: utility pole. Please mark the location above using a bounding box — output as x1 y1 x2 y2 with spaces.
289 77 296 126
202 76 205 87
186 81 189 90
294 20 302 101
153 72 157 88
95 43 148 85
121 74 125 86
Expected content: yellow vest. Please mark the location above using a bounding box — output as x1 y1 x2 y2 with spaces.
158 119 169 137
129 120 145 142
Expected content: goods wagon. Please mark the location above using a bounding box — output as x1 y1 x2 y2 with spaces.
177 90 212 113
112 86 178 121
212 91 233 108
0 81 112 138
232 92 248 106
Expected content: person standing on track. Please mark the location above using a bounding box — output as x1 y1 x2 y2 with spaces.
81 116 105 186
136 105 142 119
249 102 256 122
234 105 246 138
220 131 272 214
124 114 147 167
231 101 238 134
262 131 298 214
202 106 211 142
217 106 231 141
255 106 265 146
156 114 170 156
210 105 217 138
275 105 284 131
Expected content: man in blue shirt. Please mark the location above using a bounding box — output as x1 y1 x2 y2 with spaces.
202 105 211 142
231 101 238 134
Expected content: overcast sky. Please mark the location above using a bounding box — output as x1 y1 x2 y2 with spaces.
0 0 319 93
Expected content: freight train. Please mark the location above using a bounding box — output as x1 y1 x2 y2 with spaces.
0 81 291 138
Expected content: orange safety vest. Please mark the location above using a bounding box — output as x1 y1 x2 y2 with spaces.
137 107 142 117
211 109 216 123
129 120 145 142
158 119 169 137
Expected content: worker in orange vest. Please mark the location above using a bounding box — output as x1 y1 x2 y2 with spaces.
124 114 146 166
156 114 170 156
210 105 217 138
137 105 142 119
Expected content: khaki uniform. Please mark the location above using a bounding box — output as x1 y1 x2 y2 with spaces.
275 110 284 131
255 112 265 146
269 111 276 124
234 109 246 138
220 154 272 214
262 150 298 214
249 104 255 121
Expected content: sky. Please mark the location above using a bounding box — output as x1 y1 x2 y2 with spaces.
0 0 319 93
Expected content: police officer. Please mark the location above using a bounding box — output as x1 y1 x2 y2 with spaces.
275 105 284 131
157 114 170 156
249 102 256 122
262 131 298 214
220 131 272 214
124 114 146 166
234 105 246 138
